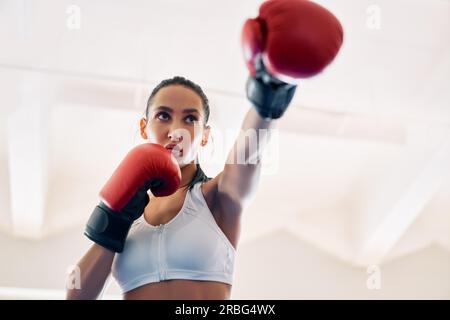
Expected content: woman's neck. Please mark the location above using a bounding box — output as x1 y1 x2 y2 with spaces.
178 161 197 189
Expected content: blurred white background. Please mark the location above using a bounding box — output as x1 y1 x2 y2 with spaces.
0 0 449 299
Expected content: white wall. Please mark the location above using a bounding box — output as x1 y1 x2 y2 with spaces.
232 230 450 299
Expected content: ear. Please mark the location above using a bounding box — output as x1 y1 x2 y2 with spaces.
201 125 211 146
140 118 148 140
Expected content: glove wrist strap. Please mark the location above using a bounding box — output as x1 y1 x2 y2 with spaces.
84 203 133 253
246 56 297 119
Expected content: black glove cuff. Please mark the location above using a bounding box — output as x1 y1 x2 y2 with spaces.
84 203 133 253
246 57 297 119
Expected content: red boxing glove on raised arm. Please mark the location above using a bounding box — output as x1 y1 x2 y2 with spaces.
243 0 344 80
242 0 344 119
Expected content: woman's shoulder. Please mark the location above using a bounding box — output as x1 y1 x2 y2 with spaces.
199 172 242 215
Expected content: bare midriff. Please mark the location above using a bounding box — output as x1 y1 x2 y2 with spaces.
123 279 232 300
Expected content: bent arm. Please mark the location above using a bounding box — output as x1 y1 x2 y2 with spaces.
66 244 115 300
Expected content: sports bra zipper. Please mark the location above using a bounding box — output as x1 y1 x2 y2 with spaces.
158 224 165 281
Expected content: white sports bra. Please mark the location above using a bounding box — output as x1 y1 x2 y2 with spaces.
111 182 236 293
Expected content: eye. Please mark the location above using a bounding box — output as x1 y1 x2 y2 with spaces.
185 115 198 124
156 112 170 121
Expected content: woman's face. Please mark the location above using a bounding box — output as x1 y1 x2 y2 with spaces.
140 85 209 167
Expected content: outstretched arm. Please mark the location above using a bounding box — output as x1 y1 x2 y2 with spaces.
217 107 276 210
209 0 343 247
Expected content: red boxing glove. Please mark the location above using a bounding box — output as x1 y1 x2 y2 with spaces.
85 143 181 252
242 0 344 81
100 143 181 211
242 0 344 119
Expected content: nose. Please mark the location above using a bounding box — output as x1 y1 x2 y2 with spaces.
168 130 184 142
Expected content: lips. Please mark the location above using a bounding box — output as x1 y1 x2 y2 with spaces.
165 143 178 150
165 143 183 156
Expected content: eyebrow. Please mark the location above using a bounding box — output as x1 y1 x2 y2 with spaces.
154 106 200 114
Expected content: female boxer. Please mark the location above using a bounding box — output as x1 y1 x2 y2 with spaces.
66 0 342 300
